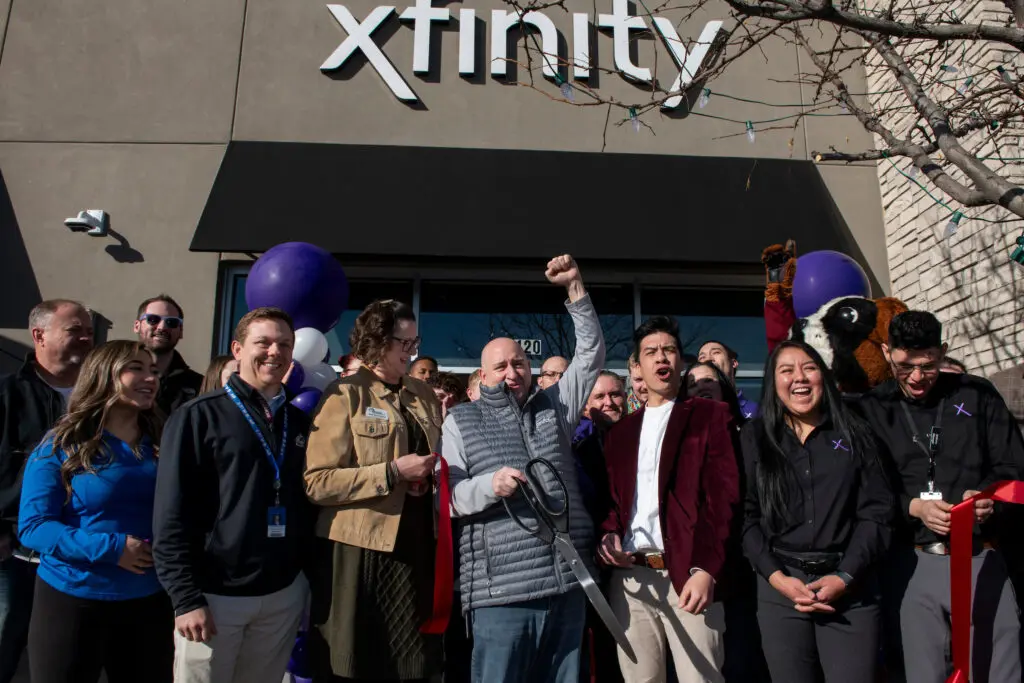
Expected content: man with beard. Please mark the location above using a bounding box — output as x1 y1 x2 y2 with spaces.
0 299 93 682
134 295 202 415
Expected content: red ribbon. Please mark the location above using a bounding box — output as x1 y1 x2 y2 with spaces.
420 454 453 634
946 480 1024 683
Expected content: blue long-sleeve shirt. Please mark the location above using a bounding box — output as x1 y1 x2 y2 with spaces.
18 434 162 601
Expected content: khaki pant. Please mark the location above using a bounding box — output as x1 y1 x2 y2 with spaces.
609 566 725 683
173 573 308 683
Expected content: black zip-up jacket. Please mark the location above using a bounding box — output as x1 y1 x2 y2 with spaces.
0 354 65 534
153 374 314 616
156 350 202 417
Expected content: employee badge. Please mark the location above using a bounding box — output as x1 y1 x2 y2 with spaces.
267 507 287 538
920 490 943 501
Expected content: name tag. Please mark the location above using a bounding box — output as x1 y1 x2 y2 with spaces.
920 491 944 501
366 407 389 420
267 507 287 538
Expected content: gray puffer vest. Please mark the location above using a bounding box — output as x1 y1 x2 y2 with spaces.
451 383 595 611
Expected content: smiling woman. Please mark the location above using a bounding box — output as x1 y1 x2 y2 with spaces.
17 340 174 683
740 339 893 683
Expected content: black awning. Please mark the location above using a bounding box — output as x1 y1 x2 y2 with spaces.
191 141 865 265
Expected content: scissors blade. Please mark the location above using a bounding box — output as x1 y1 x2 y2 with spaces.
553 536 637 663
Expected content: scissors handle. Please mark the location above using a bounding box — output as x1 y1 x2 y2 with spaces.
523 458 569 527
501 458 570 542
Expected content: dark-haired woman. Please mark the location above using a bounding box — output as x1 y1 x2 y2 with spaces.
19 340 172 683
741 340 892 683
304 299 443 682
685 361 771 683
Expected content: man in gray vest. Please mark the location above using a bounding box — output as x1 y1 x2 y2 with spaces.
441 254 605 683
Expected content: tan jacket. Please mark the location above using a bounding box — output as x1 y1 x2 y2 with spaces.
304 366 443 551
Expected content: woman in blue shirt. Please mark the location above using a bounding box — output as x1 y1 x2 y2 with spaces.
19 340 172 683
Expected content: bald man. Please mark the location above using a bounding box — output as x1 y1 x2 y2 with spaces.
441 255 605 683
538 356 569 389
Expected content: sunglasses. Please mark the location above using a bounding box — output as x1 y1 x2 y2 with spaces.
139 314 183 329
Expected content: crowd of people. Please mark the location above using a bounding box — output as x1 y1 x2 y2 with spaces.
0 254 1022 683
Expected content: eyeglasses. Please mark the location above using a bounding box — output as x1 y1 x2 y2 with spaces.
892 362 940 377
540 370 564 380
392 335 421 352
139 314 182 329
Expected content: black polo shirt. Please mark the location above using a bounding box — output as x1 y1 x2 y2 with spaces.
857 373 1024 546
740 418 893 581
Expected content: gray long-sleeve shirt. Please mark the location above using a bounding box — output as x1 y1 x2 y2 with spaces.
442 293 606 517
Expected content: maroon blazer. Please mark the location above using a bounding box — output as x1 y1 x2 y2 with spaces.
601 397 740 595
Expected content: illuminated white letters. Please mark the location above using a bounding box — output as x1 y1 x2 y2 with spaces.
490 10 560 79
399 0 450 73
320 2 723 105
320 5 416 101
597 0 651 82
652 18 723 109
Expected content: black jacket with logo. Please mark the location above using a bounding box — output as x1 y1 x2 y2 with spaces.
153 374 314 616
0 355 65 533
156 350 202 417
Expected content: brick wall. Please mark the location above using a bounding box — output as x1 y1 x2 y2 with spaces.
864 0 1024 375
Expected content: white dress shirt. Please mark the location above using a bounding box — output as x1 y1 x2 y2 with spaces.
624 399 675 553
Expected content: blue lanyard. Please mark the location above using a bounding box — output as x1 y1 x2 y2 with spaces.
224 385 288 501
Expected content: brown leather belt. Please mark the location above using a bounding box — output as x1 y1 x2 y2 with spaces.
633 552 666 570
915 541 995 556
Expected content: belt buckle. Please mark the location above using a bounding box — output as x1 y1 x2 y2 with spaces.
638 553 665 570
803 559 831 575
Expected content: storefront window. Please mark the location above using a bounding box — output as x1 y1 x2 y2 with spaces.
641 286 768 401
418 282 634 371
219 268 413 363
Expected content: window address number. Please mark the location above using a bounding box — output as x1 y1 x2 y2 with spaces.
516 339 543 356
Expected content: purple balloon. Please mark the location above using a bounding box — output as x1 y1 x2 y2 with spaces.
290 388 323 415
792 250 871 319
285 363 305 394
245 242 349 332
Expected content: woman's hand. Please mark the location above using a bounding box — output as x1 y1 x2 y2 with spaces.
394 453 435 482
768 570 817 607
117 536 153 575
805 574 847 606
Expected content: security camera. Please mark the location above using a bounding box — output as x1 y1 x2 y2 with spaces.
64 210 108 237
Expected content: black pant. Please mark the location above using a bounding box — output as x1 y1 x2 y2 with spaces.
28 578 173 683
756 570 880 683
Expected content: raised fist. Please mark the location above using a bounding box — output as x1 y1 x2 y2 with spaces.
545 255 581 287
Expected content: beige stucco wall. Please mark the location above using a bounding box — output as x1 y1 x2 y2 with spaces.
0 0 889 371
864 0 1023 375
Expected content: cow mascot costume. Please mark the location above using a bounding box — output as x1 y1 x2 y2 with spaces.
761 240 908 394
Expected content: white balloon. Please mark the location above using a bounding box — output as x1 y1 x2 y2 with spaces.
304 362 338 392
293 328 329 368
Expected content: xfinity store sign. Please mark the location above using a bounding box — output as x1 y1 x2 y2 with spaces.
320 0 724 107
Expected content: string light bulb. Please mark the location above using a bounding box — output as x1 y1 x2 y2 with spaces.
554 74 574 102
746 120 755 143
940 64 959 73
908 164 918 179
945 210 964 239
629 107 640 133
957 75 974 95
698 88 711 109
997 65 1014 85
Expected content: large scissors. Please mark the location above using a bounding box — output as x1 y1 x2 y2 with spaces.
503 457 637 663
